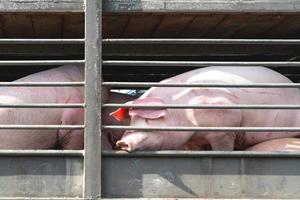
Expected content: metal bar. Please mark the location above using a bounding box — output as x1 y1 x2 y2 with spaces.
0 125 84 129
0 198 87 200
101 199 300 200
84 0 102 198
0 82 84 87
0 60 85 66
1 198 296 200
103 0 300 12
103 60 300 67
0 103 84 108
0 39 85 44
2 0 300 13
103 82 300 88
103 38 300 45
0 150 83 157
103 103 300 109
103 125 300 132
0 0 83 12
102 150 300 158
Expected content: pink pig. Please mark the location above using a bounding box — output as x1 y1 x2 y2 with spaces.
246 138 300 151
0 65 85 149
0 64 134 150
113 66 300 152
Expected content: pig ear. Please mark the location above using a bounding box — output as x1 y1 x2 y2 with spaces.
109 101 133 122
129 97 166 119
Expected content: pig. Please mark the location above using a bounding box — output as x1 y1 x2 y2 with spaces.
0 64 134 150
0 64 85 149
113 66 300 152
246 138 300 151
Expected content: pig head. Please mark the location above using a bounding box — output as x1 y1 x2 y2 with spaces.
113 97 194 151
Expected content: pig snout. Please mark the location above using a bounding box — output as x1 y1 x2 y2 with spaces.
115 131 138 152
116 131 164 152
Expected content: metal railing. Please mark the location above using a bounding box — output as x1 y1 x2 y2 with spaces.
0 39 85 44
84 0 102 199
103 82 300 88
0 60 84 66
103 38 300 45
103 60 300 67
0 0 102 199
1 4 300 200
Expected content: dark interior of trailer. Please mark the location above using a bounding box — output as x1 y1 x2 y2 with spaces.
0 12 300 82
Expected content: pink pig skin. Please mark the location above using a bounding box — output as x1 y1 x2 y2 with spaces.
0 65 85 149
246 138 300 151
116 66 300 152
0 64 134 150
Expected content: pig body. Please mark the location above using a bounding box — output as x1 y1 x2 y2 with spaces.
0 65 85 149
0 65 134 150
246 138 300 151
116 66 300 151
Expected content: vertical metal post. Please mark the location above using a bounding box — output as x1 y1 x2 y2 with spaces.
84 0 102 199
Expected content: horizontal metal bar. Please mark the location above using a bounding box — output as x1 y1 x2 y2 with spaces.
103 38 300 45
0 60 85 66
103 125 300 132
103 150 300 158
103 82 300 88
104 0 300 13
0 125 84 130
103 60 300 67
0 198 86 200
0 150 83 157
0 0 83 13
0 103 84 108
103 103 300 109
0 82 85 87
3 198 292 200
0 198 295 200
0 39 85 44
101 199 300 200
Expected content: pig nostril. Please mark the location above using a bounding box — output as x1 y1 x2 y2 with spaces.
116 141 132 152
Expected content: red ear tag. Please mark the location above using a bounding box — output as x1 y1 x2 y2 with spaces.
110 108 128 122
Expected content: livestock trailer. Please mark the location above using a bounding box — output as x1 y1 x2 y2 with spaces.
0 0 300 199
